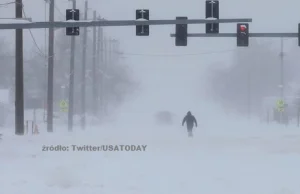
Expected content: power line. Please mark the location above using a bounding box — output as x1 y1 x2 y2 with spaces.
93 48 237 57
0 2 16 7
117 49 236 57
1 4 238 59
0 48 238 59
54 4 64 20
0 3 238 59
1 1 49 59
22 7 46 58
0 0 26 8
2 1 69 61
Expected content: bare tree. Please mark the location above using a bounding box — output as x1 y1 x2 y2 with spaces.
53 29 137 117
206 39 296 117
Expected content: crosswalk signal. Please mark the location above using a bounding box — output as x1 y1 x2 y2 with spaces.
66 9 80 36
237 23 249 47
175 17 188 46
205 0 219 33
136 9 149 36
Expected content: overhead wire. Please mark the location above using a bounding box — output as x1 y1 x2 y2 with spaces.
21 6 47 59
0 2 16 7
0 47 237 60
0 1 237 59
0 1 47 60
115 48 236 57
54 4 65 20
0 1 63 60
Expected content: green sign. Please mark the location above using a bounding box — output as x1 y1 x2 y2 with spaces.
276 99 284 112
59 100 68 112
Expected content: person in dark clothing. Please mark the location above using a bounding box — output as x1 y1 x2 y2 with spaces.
182 111 197 137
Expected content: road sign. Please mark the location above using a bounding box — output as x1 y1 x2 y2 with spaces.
276 99 284 112
136 9 149 36
59 100 68 112
205 0 219 33
66 9 80 36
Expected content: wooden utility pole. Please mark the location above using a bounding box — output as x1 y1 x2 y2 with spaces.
80 0 88 130
97 16 103 117
68 0 76 131
92 11 97 116
15 0 24 135
47 0 55 132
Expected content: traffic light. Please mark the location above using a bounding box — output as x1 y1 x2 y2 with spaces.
237 23 249 47
298 23 300 46
66 9 80 36
205 0 219 33
175 17 188 46
136 9 149 36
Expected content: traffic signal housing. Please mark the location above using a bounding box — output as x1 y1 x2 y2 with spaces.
237 23 249 47
175 17 188 46
205 0 219 33
136 9 149 36
66 9 80 36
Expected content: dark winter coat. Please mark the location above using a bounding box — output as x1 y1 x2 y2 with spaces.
182 112 197 130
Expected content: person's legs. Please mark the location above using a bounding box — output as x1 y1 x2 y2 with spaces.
187 126 193 137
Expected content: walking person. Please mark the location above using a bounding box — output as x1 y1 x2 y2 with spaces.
182 111 197 137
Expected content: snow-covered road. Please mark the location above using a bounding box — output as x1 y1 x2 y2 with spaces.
1 122 300 194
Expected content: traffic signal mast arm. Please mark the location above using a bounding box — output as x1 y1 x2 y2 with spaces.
170 33 299 37
0 18 252 29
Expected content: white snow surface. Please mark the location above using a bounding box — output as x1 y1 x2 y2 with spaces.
1 69 300 194
1 121 300 194
136 18 148 21
205 17 217 20
66 20 94 22
1 33 300 194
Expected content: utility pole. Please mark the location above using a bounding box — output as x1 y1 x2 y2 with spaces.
103 38 110 115
97 18 104 117
113 40 119 64
247 69 251 119
15 0 24 135
80 0 88 130
280 37 284 99
43 0 48 124
47 0 55 132
92 11 97 116
68 0 76 132
279 37 285 124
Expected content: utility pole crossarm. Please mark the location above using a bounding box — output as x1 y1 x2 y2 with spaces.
170 33 299 37
0 18 253 29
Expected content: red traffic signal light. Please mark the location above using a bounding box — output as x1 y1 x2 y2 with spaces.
237 23 249 47
240 25 246 32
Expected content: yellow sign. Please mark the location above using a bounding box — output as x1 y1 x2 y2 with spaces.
276 99 284 112
59 100 68 112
